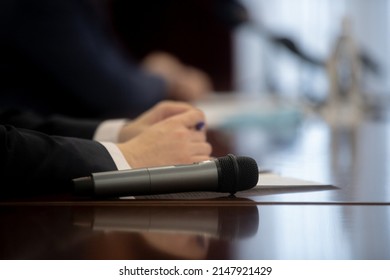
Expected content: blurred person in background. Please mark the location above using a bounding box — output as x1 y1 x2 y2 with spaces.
0 0 213 120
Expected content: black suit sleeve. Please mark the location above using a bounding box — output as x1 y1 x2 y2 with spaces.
0 109 101 139
0 125 118 198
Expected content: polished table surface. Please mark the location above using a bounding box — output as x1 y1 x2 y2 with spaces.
0 203 389 259
202 94 390 204
1 94 390 260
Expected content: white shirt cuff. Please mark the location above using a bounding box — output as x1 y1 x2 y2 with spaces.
93 119 128 143
99 141 131 170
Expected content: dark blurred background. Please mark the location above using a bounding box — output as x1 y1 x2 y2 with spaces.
111 0 237 91
110 0 389 106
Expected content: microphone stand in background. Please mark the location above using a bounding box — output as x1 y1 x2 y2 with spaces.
214 0 382 113
244 19 382 110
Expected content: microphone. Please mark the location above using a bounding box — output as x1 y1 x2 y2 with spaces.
73 204 259 240
73 154 259 198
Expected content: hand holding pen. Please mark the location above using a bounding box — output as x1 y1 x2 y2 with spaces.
116 101 212 169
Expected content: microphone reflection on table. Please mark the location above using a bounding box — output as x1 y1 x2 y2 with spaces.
73 203 259 259
0 202 259 260
73 203 259 240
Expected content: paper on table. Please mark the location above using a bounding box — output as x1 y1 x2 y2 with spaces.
257 172 331 187
130 172 336 200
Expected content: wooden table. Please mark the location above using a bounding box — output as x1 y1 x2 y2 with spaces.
1 96 389 260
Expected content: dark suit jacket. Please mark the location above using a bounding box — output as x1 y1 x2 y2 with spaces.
0 0 167 119
0 125 117 198
0 109 101 139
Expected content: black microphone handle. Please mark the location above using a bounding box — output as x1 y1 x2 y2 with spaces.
74 160 219 197
73 154 259 198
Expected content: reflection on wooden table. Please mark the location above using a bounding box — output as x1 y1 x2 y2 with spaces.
1 203 389 259
0 203 259 260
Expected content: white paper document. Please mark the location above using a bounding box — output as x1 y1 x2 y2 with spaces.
132 172 336 200
257 172 330 187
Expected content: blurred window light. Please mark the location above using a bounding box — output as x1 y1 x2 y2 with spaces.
234 0 390 104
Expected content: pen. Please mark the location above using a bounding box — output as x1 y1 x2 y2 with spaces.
195 121 205 131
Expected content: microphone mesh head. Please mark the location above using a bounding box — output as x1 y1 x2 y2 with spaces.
217 154 259 193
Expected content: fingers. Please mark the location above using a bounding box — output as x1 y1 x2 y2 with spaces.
155 100 194 119
168 66 213 101
169 108 206 130
190 130 207 142
121 105 211 169
190 141 213 157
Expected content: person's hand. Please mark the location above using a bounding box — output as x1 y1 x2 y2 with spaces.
118 101 194 142
142 51 213 101
116 108 212 168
